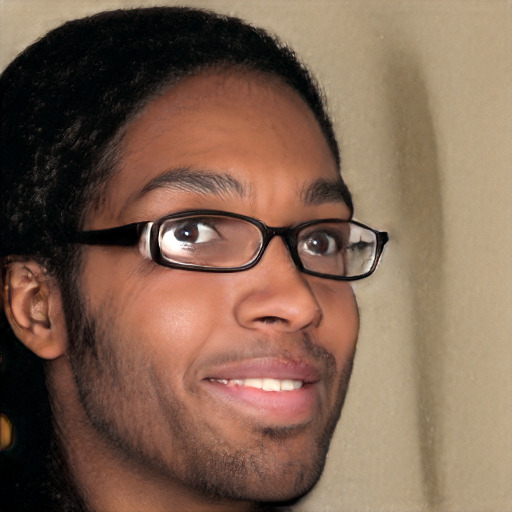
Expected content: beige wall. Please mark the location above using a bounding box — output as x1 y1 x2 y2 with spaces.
1 1 511 510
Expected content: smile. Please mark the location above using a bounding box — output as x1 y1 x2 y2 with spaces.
201 359 322 425
209 377 303 391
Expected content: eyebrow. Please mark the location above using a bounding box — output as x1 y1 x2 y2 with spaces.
135 167 353 213
301 178 353 212
136 167 247 200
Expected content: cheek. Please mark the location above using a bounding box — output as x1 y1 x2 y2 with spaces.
83 256 233 367
315 282 359 369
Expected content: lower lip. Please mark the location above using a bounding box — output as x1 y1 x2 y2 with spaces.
202 380 319 425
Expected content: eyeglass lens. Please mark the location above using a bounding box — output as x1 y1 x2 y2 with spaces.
159 216 262 268
157 214 378 278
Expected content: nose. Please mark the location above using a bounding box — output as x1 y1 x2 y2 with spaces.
234 237 322 333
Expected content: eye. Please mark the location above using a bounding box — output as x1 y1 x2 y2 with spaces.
300 231 339 256
171 220 219 244
160 219 221 253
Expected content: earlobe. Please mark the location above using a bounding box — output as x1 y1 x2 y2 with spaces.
2 260 67 360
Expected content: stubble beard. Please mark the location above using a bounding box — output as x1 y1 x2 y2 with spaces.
61 284 355 508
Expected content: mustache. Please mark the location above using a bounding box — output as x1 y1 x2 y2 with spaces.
197 332 339 376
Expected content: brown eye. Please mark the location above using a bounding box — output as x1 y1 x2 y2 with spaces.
174 221 200 242
160 219 221 259
166 220 219 245
301 231 338 256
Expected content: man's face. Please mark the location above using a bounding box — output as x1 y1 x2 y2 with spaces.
70 71 359 504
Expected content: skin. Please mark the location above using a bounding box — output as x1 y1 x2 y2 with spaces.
8 70 359 511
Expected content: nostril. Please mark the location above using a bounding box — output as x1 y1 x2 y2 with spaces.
257 316 283 325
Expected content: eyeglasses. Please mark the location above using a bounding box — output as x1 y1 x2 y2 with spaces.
73 210 388 281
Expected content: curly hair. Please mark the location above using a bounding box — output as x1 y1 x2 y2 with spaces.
0 6 348 265
0 7 349 510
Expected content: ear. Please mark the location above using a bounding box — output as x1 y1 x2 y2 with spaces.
2 260 68 360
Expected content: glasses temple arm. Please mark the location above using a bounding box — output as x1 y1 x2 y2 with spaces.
72 223 142 246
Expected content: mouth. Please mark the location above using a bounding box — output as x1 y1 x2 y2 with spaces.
208 377 303 391
201 358 322 425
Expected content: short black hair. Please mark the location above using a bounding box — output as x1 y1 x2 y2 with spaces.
0 7 350 510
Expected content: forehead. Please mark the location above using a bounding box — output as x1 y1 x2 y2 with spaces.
90 70 346 227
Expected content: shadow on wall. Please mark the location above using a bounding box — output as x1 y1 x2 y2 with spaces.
384 44 446 509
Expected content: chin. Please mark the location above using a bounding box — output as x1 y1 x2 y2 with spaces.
253 470 324 509
241 449 328 505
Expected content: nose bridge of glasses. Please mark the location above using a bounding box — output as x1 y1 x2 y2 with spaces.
258 225 301 268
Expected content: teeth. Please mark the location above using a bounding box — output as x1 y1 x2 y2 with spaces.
262 378 280 391
244 378 264 389
280 379 300 391
210 377 303 391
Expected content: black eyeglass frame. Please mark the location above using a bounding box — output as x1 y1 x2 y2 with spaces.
73 209 389 281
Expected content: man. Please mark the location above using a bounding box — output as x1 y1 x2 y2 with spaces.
0 7 387 511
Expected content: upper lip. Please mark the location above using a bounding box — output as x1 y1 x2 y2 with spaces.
203 357 321 384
